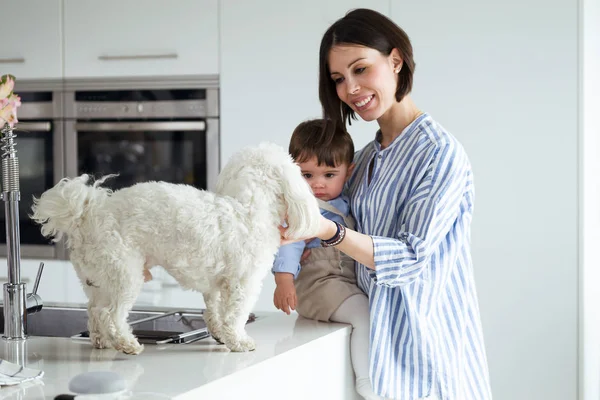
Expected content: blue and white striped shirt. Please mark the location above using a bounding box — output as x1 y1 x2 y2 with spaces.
347 113 492 399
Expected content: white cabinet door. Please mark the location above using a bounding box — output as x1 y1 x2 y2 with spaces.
64 0 219 78
219 1 388 313
0 0 62 79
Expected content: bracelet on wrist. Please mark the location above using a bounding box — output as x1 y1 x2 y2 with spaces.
321 221 346 247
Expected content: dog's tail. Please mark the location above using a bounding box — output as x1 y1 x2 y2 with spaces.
30 174 117 243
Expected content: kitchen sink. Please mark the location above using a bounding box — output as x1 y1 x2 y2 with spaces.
0 306 256 344
0 306 194 340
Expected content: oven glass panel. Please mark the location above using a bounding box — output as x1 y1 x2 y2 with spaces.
77 129 207 191
0 128 54 245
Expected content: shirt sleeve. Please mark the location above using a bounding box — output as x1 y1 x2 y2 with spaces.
372 142 470 287
272 240 307 279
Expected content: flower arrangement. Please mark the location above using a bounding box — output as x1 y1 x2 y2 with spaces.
0 74 21 129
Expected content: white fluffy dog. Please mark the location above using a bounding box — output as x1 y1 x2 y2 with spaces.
30 143 321 355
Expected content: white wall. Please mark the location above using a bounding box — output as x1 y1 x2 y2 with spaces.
392 1 579 399
580 0 600 397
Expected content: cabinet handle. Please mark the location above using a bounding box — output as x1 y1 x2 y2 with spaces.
14 122 52 132
0 57 25 64
74 121 206 132
98 53 178 61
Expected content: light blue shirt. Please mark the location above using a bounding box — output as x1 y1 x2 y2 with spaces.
347 113 492 399
272 196 350 279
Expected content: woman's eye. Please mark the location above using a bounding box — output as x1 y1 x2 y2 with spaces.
355 67 366 74
333 77 344 84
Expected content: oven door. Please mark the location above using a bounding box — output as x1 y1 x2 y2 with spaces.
0 120 65 259
65 120 218 192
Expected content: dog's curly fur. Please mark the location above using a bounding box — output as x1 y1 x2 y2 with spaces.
30 143 321 354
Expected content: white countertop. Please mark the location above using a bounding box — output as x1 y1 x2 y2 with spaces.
0 313 356 400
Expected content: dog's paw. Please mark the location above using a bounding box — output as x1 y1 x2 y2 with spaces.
90 333 111 350
211 333 224 345
206 322 224 345
204 314 223 342
114 338 144 355
224 334 256 352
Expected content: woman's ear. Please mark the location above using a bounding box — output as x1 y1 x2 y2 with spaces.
390 48 403 73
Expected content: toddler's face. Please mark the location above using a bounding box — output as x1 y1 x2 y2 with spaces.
298 156 353 201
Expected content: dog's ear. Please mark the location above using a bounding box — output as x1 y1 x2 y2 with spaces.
280 162 321 240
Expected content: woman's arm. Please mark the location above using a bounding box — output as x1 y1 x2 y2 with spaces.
362 142 470 287
281 213 376 268
315 218 376 269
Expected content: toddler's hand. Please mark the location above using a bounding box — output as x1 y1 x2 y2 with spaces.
273 273 297 315
300 248 311 263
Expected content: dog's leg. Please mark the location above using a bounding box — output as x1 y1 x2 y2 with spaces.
203 290 223 344
110 281 144 355
111 304 143 355
95 306 118 348
84 277 128 351
86 291 113 350
103 256 145 355
218 274 262 352
74 262 114 350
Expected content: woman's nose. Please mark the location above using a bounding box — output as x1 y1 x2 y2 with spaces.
346 78 360 95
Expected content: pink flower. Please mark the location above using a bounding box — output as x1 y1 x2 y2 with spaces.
0 75 20 128
0 106 17 128
0 75 15 100
0 101 19 129
8 93 20 108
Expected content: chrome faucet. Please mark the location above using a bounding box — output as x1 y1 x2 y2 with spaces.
1 123 44 340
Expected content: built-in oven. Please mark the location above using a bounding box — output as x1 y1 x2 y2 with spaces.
0 88 66 260
0 78 219 260
63 87 219 192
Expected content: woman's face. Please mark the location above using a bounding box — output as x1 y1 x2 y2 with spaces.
328 44 401 122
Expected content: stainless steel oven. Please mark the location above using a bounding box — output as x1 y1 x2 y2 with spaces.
0 78 219 260
0 89 66 260
64 86 219 192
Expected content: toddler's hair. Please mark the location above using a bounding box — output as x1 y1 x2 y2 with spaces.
289 119 354 167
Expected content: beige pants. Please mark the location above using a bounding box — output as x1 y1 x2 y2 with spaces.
295 246 364 322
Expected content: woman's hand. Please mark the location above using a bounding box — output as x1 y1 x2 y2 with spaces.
279 215 337 246
278 215 338 263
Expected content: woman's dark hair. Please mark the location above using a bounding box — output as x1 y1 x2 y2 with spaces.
289 119 354 167
318 8 415 139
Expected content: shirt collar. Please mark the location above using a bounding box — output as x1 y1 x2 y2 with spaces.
373 112 430 152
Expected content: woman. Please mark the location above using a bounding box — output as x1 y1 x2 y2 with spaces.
283 8 493 400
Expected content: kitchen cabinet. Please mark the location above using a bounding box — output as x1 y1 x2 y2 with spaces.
1 0 62 79
63 0 219 78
